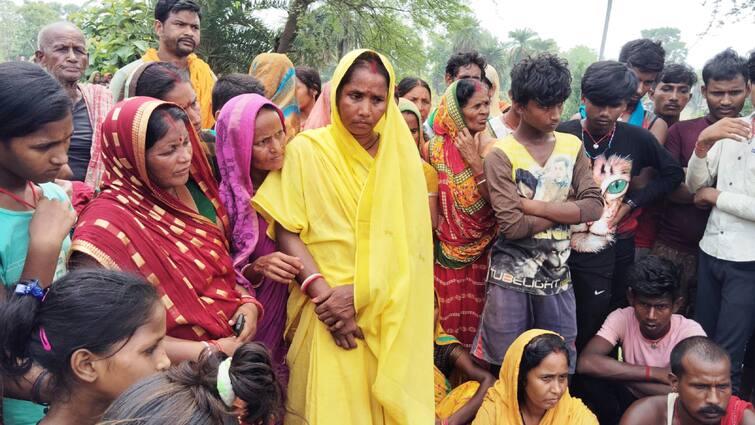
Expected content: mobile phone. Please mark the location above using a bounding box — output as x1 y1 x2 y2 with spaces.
233 313 246 336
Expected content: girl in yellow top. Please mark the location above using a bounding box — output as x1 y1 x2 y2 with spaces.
399 97 439 228
253 49 434 424
473 329 598 425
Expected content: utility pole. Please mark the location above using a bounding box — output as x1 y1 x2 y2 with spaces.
599 0 613 60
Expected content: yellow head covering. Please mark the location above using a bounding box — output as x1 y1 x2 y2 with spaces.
485 64 502 117
249 53 301 141
473 329 598 425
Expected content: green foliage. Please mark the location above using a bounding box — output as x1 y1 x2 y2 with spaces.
0 0 76 61
562 45 598 120
640 27 688 63
71 0 154 76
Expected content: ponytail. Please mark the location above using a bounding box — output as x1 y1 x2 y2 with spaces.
100 343 284 425
0 281 44 376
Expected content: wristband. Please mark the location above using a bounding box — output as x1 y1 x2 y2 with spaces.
645 365 651 381
624 198 638 211
239 295 265 322
300 273 323 296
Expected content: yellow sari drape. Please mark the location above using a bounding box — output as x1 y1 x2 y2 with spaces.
253 49 434 424
472 329 598 425
142 48 217 129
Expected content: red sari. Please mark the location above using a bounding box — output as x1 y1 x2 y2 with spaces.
72 97 240 340
429 81 497 347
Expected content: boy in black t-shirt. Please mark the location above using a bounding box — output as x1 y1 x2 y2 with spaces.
556 61 684 352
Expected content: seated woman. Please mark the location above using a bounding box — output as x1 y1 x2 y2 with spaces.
249 53 301 141
473 330 598 425
0 269 171 425
215 93 302 379
434 293 495 425
98 342 283 425
70 97 261 363
399 97 439 229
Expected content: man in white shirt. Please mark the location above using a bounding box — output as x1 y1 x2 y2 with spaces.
686 50 754 393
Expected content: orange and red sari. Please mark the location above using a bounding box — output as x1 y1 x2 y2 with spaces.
429 81 496 346
72 97 240 340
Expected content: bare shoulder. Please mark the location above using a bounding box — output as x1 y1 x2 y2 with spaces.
619 395 667 425
742 406 755 425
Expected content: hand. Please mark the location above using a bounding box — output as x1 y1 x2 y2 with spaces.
520 198 541 216
328 316 364 350
454 128 483 172
214 335 245 356
695 117 751 156
608 202 631 228
313 285 355 328
650 367 672 385
54 179 73 199
250 252 303 284
229 302 259 343
694 187 720 209
29 196 76 245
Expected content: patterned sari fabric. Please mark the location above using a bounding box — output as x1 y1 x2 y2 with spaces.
72 97 241 341
215 93 289 375
249 53 301 141
429 81 496 346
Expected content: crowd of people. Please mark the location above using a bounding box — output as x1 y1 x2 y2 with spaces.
0 0 754 424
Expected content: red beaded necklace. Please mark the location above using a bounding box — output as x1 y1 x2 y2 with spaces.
0 181 38 210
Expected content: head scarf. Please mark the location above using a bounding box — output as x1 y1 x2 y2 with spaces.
72 97 239 341
249 53 300 140
142 48 217 129
429 81 496 267
253 49 434 423
485 64 502 117
215 94 284 287
474 329 598 425
398 97 425 145
302 81 332 130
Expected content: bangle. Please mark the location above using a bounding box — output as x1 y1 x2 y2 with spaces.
645 365 651 381
208 340 223 354
201 341 211 353
240 263 263 288
476 178 487 186
239 295 265 322
441 419 449 425
300 273 323 295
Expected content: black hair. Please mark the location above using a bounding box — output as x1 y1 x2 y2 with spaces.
581 60 638 106
510 53 572 107
336 51 390 102
670 336 730 378
396 77 432 100
0 269 159 400
211 73 266 115
295 67 322 98
456 77 490 108
517 333 569 405
657 63 698 87
100 343 284 425
702 48 749 85
0 61 72 143
146 104 190 150
445 51 487 80
627 255 681 300
749 51 755 83
135 62 188 101
154 0 201 23
619 39 665 74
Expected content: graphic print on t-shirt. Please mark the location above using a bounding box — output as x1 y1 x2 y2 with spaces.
571 154 632 253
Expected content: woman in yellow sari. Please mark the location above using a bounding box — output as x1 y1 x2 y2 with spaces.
253 49 434 424
473 330 598 425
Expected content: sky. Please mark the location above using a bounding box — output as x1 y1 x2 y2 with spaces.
469 0 753 68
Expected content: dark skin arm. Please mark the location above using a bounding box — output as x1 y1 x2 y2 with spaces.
619 396 667 425
276 223 363 350
577 335 671 397
439 347 496 425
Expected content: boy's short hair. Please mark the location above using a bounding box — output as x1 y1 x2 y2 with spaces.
748 51 755 83
211 73 266 115
581 60 638 107
656 63 698 87
445 51 487 80
510 53 572 107
628 255 681 300
702 48 749 85
619 39 665 74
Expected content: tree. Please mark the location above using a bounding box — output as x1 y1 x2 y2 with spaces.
640 27 688 63
701 0 754 32
562 45 598 120
0 1 73 61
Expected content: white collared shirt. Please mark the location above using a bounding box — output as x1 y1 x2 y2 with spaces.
687 113 755 262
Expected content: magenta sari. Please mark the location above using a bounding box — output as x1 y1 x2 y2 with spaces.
215 94 289 380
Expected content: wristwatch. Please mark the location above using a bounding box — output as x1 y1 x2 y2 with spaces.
624 199 638 211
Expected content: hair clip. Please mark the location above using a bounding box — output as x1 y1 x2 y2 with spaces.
39 327 52 352
216 357 236 407
15 279 46 301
